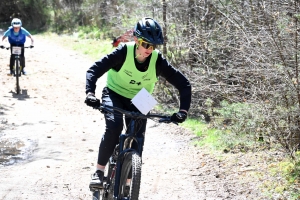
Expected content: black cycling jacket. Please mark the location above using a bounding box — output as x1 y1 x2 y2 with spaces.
86 43 192 111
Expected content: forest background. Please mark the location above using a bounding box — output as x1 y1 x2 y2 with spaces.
1 0 300 199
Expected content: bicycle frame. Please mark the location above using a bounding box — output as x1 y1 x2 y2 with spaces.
12 47 22 94
94 104 174 200
113 118 144 199
2 46 30 94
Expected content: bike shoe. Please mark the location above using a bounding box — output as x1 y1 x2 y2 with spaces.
89 170 104 190
22 69 27 75
9 70 15 76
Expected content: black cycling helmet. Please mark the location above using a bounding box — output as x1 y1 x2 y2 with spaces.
133 17 164 45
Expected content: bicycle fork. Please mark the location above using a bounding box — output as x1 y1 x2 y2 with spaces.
9 57 22 77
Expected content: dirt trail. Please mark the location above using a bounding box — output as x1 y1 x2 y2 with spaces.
0 34 272 200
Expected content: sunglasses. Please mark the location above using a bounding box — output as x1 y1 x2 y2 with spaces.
138 39 156 50
13 22 21 25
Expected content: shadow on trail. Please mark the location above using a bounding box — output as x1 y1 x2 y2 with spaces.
0 102 12 117
11 89 31 99
0 90 30 119
0 104 10 112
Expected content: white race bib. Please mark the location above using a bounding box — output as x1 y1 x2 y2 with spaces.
131 88 157 115
12 46 22 55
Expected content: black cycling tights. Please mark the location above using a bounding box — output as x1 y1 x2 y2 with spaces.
97 87 147 166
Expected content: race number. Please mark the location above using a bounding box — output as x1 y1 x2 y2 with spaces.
131 88 157 115
12 47 22 55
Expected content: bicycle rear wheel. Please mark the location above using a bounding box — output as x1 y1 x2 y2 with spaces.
118 151 142 200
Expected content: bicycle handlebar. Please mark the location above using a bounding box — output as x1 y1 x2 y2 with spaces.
95 103 177 124
3 46 33 50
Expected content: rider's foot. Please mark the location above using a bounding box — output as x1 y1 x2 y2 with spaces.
22 69 27 75
9 70 15 76
89 170 104 190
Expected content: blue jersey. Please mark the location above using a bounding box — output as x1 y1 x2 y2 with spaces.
4 27 31 45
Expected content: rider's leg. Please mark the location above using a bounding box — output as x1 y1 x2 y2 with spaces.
20 56 26 75
20 46 26 74
97 88 125 164
9 55 15 75
89 87 124 189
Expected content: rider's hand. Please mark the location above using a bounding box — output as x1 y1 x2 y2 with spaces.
85 93 100 107
0 45 4 49
171 111 187 123
30 45 34 49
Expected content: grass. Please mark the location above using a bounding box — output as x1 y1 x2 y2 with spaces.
183 117 300 198
38 32 115 60
266 158 300 199
153 106 225 151
182 118 226 151
183 117 253 152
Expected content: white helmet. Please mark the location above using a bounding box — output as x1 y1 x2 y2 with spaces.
11 18 22 27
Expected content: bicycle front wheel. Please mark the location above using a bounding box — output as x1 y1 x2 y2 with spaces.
118 152 142 200
15 58 20 94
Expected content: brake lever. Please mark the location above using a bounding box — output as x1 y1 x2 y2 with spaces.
159 117 178 125
98 105 113 114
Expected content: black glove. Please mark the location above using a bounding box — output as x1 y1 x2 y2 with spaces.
0 45 4 49
85 94 100 107
171 111 187 123
30 45 34 49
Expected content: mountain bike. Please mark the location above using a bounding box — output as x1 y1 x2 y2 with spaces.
2 46 30 94
91 103 176 200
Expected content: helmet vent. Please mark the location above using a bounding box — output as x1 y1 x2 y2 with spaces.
146 21 150 27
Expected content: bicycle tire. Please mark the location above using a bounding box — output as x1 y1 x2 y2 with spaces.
15 58 20 94
118 152 142 200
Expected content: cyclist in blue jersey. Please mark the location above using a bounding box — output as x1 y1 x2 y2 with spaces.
0 18 34 75
85 17 192 190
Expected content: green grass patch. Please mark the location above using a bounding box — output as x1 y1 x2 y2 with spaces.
182 118 226 151
182 117 256 152
182 118 207 137
266 157 300 199
38 32 114 60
